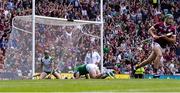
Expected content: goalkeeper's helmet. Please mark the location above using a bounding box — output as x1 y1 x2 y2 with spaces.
164 14 174 19
44 50 49 54
44 50 50 58
164 14 174 25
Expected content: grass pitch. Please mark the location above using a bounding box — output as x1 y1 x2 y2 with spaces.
0 79 180 92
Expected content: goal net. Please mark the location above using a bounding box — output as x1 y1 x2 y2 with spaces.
2 15 102 80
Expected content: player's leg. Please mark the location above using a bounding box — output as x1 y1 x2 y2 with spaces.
33 73 41 77
95 69 108 79
136 42 162 69
139 74 143 79
39 72 48 79
98 67 115 79
136 51 156 69
153 45 163 74
134 73 138 78
53 71 61 79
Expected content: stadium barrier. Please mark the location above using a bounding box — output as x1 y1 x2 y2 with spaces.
113 74 130 79
144 74 180 79
60 73 74 79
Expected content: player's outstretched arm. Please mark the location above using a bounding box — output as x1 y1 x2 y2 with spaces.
162 35 176 44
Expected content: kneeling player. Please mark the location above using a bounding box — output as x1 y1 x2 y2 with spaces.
39 50 61 79
73 64 114 79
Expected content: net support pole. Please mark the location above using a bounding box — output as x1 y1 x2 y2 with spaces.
158 0 161 11
100 0 104 73
32 0 35 79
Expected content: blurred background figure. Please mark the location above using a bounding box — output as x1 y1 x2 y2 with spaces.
134 67 145 79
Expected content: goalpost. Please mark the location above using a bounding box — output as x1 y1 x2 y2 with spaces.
3 0 103 80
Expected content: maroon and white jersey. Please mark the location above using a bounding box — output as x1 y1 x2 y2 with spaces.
153 22 176 48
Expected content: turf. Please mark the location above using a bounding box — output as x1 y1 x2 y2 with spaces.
0 79 180 92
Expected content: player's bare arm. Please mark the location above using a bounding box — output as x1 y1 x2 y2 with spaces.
162 34 176 44
148 26 159 40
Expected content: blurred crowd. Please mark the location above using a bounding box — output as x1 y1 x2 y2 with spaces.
36 0 101 21
0 0 32 70
0 0 180 79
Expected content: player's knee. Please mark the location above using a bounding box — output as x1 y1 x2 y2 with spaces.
53 73 61 79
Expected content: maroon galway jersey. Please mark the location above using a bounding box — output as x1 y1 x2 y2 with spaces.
153 22 176 48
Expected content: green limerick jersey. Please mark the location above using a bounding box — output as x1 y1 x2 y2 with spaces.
75 64 89 75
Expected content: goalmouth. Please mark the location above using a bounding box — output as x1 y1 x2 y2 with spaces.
3 15 104 79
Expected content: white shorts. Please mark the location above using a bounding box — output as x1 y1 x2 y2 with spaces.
86 64 99 73
151 42 165 53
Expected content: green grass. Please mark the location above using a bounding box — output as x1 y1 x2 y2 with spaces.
0 79 180 92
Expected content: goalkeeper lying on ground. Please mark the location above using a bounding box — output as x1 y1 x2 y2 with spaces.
73 64 115 79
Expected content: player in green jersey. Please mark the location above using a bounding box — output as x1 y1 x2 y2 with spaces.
73 64 115 79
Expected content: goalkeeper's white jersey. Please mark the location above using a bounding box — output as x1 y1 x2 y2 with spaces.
84 51 100 65
41 56 53 72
